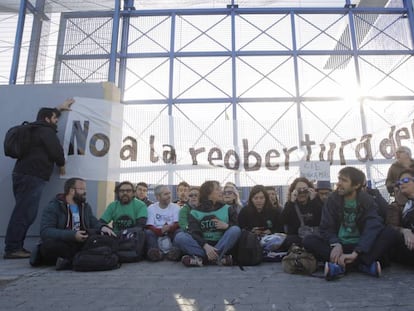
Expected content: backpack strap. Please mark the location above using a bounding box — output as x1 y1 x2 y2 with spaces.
294 203 305 227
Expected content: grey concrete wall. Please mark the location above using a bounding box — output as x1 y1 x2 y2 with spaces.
0 83 116 238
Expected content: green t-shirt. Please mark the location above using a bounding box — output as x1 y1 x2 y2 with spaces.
338 199 360 245
100 198 147 234
179 204 191 231
190 205 229 242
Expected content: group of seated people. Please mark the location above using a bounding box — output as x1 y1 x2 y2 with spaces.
32 165 414 281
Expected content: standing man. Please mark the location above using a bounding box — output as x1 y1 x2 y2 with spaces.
4 99 74 259
38 177 115 269
303 167 398 281
135 182 153 207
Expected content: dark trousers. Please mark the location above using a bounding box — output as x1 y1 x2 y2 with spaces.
40 239 84 265
5 173 47 252
392 233 414 266
303 226 399 266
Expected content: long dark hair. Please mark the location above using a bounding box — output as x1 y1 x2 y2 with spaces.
247 185 273 211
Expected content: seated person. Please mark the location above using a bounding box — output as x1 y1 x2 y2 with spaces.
100 181 147 235
238 184 283 235
145 185 181 261
281 177 323 247
135 182 153 207
223 183 243 214
315 180 332 204
174 181 190 207
174 180 241 267
36 178 115 270
303 167 399 281
392 169 414 266
178 186 200 232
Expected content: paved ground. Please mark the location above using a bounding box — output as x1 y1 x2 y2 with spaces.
1 237 414 311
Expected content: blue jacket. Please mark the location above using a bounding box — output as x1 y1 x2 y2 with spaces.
40 194 103 242
319 191 384 254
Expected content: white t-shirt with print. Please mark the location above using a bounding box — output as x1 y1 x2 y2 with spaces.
146 202 180 228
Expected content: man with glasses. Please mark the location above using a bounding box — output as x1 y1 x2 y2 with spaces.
135 182 153 207
35 178 115 270
100 181 148 235
393 169 414 266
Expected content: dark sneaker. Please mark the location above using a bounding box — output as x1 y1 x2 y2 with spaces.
219 254 233 266
358 261 381 277
29 244 42 267
3 249 31 259
166 247 181 261
55 257 72 271
147 248 163 261
324 262 345 281
181 255 203 267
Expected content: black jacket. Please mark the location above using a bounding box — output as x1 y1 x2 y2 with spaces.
319 191 384 254
13 121 65 181
281 198 323 235
238 205 283 233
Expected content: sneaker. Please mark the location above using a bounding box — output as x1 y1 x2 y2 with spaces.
29 244 42 267
324 262 345 281
358 261 381 277
166 247 181 261
219 254 233 266
147 248 163 261
3 249 31 259
181 255 203 267
55 257 72 271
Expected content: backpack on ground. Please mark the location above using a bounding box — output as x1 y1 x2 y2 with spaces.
72 234 120 272
3 121 37 159
235 229 263 267
282 244 317 275
117 227 146 263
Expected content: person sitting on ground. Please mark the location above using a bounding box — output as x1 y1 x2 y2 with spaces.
264 186 283 212
178 186 200 232
174 180 241 267
135 182 153 207
145 185 181 261
174 181 190 207
391 169 414 266
223 183 243 215
238 185 283 236
34 177 115 270
100 181 147 235
386 146 414 206
281 177 323 248
303 167 399 281
315 180 332 205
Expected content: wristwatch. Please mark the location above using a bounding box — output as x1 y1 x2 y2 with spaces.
330 243 341 248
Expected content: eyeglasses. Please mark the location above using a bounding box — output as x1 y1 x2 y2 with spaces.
223 191 235 195
119 189 133 193
188 194 198 198
72 188 86 191
397 177 414 186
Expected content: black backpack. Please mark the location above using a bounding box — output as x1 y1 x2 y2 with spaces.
117 227 146 263
72 235 120 272
3 121 36 159
236 229 263 267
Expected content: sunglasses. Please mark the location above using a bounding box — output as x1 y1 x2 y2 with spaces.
397 177 414 186
223 190 235 195
188 193 198 198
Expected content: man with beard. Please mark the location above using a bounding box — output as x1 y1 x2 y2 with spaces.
100 181 148 235
36 178 115 270
303 167 399 281
4 99 74 259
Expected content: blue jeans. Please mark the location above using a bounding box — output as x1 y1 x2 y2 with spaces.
174 226 241 259
5 173 47 252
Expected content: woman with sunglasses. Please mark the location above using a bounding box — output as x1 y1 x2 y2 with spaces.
393 169 414 266
222 183 243 215
178 186 200 231
386 146 414 206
